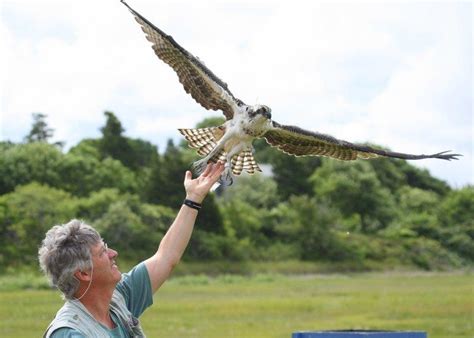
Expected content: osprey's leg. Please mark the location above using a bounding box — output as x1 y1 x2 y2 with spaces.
191 157 211 176
191 152 235 187
190 132 239 186
192 157 233 186
218 152 242 186
191 143 225 175
219 164 234 186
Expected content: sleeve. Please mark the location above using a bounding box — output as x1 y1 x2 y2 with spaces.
115 262 154 318
49 327 85 338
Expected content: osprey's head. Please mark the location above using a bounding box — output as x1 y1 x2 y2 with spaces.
249 104 272 120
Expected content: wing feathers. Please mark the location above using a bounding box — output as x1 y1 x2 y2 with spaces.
122 0 461 169
263 122 460 161
122 0 239 120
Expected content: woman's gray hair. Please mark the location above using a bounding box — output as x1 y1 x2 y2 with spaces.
38 219 101 299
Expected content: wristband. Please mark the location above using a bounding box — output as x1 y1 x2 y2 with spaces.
183 199 202 211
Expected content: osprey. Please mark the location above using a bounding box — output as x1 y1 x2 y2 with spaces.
121 1 460 185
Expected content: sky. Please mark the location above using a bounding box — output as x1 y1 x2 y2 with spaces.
1 0 472 188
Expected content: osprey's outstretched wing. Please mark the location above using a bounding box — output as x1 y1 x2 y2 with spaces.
263 122 461 161
121 0 240 120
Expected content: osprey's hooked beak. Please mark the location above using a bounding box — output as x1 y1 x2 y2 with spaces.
256 105 272 120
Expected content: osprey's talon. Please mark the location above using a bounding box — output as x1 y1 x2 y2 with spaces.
218 168 233 186
191 159 208 176
226 171 233 186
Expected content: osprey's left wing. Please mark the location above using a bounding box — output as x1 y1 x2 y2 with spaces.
262 122 461 161
121 1 239 120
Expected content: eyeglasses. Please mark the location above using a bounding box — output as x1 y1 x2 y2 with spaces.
93 241 108 257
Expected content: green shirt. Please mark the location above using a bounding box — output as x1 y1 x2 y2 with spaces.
49 262 153 337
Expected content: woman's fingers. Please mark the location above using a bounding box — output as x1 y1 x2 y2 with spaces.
184 170 192 184
208 162 224 182
201 163 213 177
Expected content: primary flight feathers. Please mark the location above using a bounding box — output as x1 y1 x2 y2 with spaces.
121 1 461 185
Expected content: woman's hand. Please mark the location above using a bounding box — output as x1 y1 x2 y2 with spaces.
184 162 225 203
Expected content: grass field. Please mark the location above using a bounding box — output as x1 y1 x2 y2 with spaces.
0 271 472 338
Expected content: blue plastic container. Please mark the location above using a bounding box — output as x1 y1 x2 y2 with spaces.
292 330 427 338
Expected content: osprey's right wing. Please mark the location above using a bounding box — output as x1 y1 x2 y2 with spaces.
121 1 240 120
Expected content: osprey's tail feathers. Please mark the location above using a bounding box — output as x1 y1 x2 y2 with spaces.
231 150 262 175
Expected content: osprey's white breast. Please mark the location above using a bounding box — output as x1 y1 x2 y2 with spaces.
221 106 271 155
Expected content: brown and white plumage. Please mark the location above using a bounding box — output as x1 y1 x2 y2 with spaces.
178 127 262 176
121 1 237 120
121 1 461 185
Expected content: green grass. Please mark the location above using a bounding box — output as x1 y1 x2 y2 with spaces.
0 272 472 338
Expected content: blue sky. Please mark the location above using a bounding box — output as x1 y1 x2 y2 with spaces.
1 0 472 187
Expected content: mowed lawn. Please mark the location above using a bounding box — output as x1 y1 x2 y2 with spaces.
0 272 472 338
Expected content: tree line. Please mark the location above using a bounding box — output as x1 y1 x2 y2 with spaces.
0 112 472 271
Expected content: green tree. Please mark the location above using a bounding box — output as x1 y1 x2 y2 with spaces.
146 139 188 208
383 187 441 239
57 154 139 196
270 155 321 199
0 143 63 194
438 186 474 228
310 160 398 233
221 198 265 240
0 183 77 266
24 113 54 143
99 111 134 168
367 157 407 194
78 156 138 194
399 162 451 196
252 138 280 164
220 174 279 210
0 141 15 152
0 141 138 197
72 135 159 171
75 188 124 220
437 186 474 260
402 237 463 270
143 138 225 235
272 195 358 261
220 174 278 243
77 189 175 260
196 194 225 234
142 154 167 203
363 144 450 196
249 134 324 199
185 229 250 261
93 201 149 260
128 138 160 168
398 186 441 213
69 139 102 159
195 116 226 128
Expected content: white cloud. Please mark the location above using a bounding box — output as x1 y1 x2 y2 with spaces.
1 0 471 186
